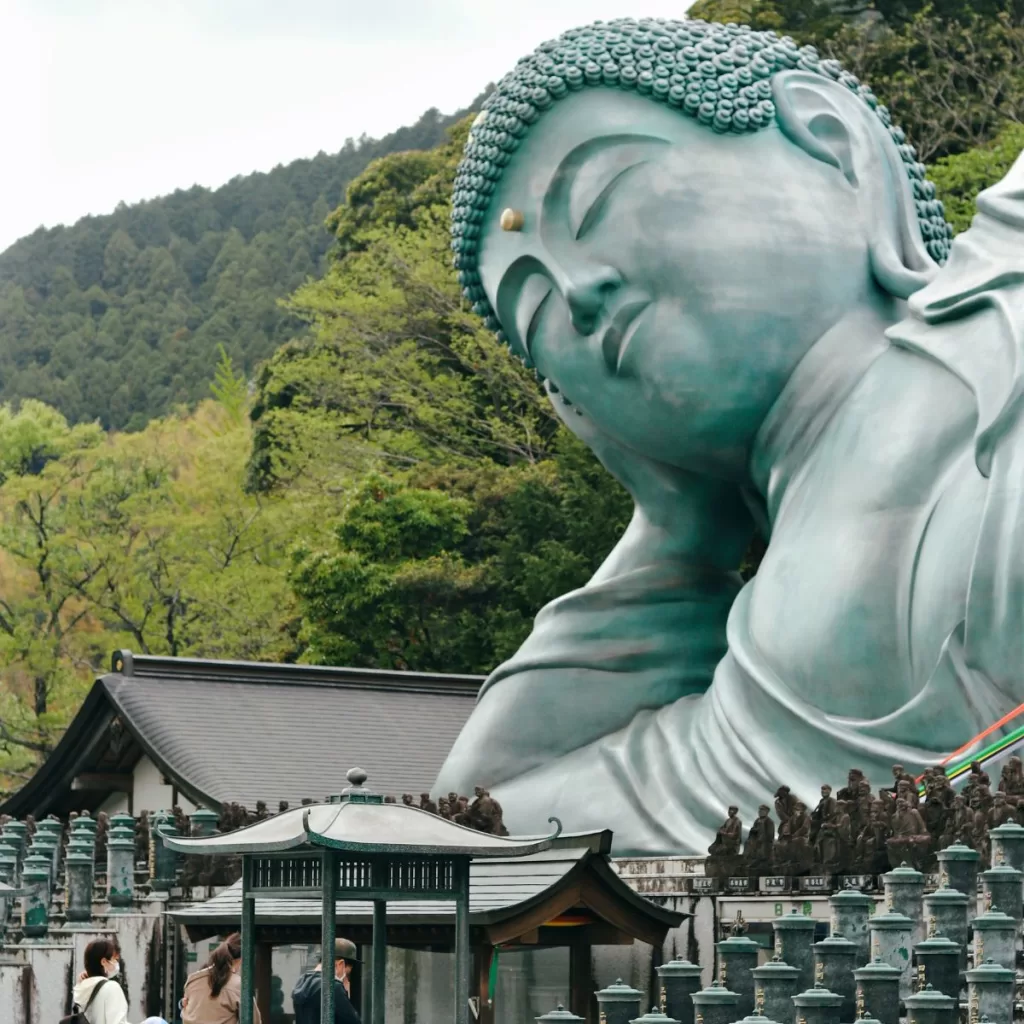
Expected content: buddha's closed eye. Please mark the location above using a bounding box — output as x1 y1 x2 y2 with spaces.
573 160 651 241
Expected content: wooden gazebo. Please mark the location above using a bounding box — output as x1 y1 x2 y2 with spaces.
161 768 562 1024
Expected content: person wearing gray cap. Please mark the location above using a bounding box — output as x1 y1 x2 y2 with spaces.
292 938 362 1024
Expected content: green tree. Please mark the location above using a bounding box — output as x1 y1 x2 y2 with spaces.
930 121 1024 231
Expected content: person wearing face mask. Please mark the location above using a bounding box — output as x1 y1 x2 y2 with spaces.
71 938 167 1024
292 939 362 1024
182 933 261 1024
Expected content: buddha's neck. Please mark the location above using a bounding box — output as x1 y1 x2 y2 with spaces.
748 299 900 529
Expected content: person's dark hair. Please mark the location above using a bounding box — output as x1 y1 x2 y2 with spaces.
84 937 117 978
207 933 242 997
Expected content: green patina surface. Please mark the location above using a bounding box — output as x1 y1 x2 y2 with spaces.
436 16 1024 855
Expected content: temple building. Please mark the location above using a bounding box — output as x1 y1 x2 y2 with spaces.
0 650 481 819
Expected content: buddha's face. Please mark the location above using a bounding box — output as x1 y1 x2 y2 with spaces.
477 88 873 478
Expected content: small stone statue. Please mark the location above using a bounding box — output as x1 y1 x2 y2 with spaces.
891 765 917 801
774 786 797 826
743 804 775 877
853 804 891 875
384 796 397 804
886 798 931 870
989 791 1015 827
453 796 472 826
438 797 451 819
938 794 971 850
837 769 866 803
470 787 507 835
278 801 289 815
706 806 744 880
401 794 415 807
419 793 438 815
962 762 991 806
776 801 812 876
811 784 837 843
970 795 992 866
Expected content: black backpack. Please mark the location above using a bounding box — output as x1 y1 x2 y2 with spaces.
61 979 107 1024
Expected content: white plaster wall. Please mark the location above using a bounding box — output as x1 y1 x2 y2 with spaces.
0 962 33 1024
132 755 197 816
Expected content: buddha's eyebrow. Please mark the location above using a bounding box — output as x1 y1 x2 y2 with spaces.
540 134 668 242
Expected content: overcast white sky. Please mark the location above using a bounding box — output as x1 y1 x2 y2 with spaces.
0 0 695 254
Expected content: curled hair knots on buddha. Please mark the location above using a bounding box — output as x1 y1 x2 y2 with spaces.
450 16 953 362
206 932 242 997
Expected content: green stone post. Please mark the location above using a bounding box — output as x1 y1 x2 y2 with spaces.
791 983 843 1024
828 887 874 964
936 843 979 897
972 909 1017 970
20 852 50 939
882 863 926 945
772 909 816 993
868 910 914 1000
107 826 135 909
30 834 60 891
190 808 220 837
752 956 799 1023
716 934 758 1017
656 959 703 1024
912 935 960 1000
922 886 969 971
626 1010 678 1024
980 864 1022 931
536 1007 586 1024
596 978 643 1024
690 980 738 1024
0 841 17 886
150 813 179 892
241 855 257 1024
320 849 336 1024
72 811 97 840
2 821 27 875
373 899 387 1024
966 959 1014 1024
853 958 901 1024
65 849 94 923
988 820 1024 878
813 934 857 1021
904 984 956 1024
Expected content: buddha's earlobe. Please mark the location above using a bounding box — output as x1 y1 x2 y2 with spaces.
772 71 936 300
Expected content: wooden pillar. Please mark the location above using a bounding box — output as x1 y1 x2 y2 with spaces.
322 849 337 1024
455 859 470 1024
569 939 594 1024
255 942 273 1023
372 899 387 1024
474 946 495 1024
240 857 256 1024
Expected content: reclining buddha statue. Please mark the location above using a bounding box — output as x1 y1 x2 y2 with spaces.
435 16 1024 854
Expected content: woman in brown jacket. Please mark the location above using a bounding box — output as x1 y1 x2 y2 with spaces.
182 934 261 1024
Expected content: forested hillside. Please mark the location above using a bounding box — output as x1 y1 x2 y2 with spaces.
0 98 487 431
0 3 1022 793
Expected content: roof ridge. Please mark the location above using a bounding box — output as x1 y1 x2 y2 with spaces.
107 650 484 694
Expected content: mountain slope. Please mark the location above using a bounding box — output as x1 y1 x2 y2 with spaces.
0 98 486 431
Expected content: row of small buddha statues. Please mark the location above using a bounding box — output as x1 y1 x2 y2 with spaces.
386 787 508 836
706 757 1024 880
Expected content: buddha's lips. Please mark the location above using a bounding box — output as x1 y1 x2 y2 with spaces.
601 298 651 374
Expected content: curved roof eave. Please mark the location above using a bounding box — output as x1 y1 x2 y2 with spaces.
161 802 565 858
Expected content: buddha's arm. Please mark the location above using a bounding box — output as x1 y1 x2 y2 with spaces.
434 420 752 794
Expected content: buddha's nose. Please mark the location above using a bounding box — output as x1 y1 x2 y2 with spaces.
564 264 622 336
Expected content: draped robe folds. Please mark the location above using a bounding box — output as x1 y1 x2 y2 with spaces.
434 151 1024 855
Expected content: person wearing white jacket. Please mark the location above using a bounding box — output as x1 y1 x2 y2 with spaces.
71 938 167 1024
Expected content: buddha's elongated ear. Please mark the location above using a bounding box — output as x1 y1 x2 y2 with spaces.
772 70 937 299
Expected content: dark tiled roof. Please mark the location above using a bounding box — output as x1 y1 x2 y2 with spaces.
0 652 482 817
